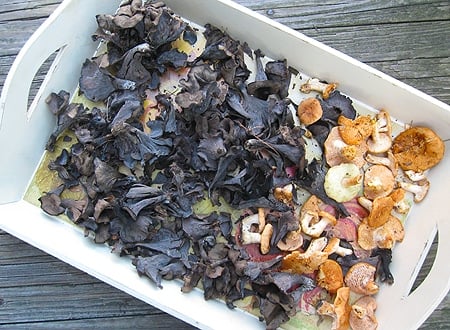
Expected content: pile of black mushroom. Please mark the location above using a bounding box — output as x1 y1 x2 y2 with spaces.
37 1 382 329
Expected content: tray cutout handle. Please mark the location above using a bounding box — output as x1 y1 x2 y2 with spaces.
26 46 67 120
0 0 122 204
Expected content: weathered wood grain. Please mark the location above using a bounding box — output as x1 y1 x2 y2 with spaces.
0 0 448 329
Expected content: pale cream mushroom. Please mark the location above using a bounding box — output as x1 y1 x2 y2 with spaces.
367 110 393 154
365 150 398 176
324 237 353 257
240 214 261 244
324 163 363 203
300 210 337 238
399 179 430 203
350 296 378 330
344 262 379 295
404 169 427 182
300 77 337 99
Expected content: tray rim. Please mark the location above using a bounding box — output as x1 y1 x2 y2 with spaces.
0 0 449 329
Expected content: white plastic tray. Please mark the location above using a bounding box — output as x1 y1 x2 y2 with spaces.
1 1 449 329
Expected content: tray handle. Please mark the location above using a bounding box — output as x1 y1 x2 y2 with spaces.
0 0 120 203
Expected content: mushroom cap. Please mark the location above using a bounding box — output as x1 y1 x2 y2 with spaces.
350 296 378 330
276 229 303 251
297 97 323 126
281 250 328 274
281 237 328 274
344 262 379 295
337 115 374 145
324 163 363 203
324 127 367 168
357 220 377 251
333 287 351 330
367 132 392 153
317 259 344 293
273 184 293 204
358 215 405 250
392 126 445 171
367 195 395 228
373 215 405 249
363 164 395 200
365 150 398 176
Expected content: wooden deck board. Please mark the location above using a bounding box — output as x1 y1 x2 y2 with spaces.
0 0 448 329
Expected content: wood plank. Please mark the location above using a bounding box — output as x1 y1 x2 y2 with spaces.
1 314 194 329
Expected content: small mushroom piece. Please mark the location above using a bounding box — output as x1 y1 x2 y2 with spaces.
357 196 373 212
337 115 374 145
276 228 303 251
297 97 323 126
344 262 379 295
399 179 430 203
300 77 337 99
324 163 363 203
317 287 351 330
281 237 328 274
317 259 344 293
358 216 405 250
372 215 405 249
300 210 337 238
367 195 395 228
367 110 393 154
392 126 445 171
273 184 293 205
357 220 377 251
363 164 395 200
324 237 353 257
258 207 266 233
390 188 410 214
365 151 398 176
240 213 261 244
324 127 367 168
260 223 273 255
349 296 378 330
404 169 427 182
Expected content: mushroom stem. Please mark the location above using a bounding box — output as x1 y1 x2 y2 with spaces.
301 211 337 238
300 78 337 99
241 214 261 244
260 223 273 255
341 174 362 188
398 180 430 202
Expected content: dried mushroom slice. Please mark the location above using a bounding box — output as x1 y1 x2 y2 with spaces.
392 126 445 171
350 296 378 330
317 286 351 330
297 97 323 126
317 259 344 293
345 262 379 295
324 127 367 168
337 114 374 145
